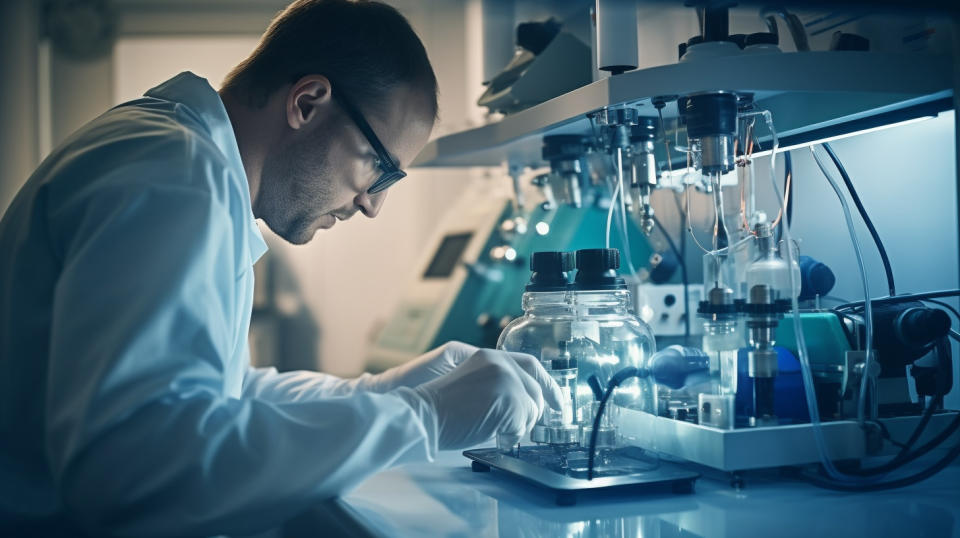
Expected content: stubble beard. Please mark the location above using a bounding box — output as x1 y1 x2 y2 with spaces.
258 139 335 245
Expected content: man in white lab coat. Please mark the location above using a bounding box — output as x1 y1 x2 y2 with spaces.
0 0 561 535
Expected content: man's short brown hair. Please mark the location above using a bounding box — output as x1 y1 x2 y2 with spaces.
222 0 438 118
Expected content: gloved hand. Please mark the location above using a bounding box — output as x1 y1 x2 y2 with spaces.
361 341 479 392
409 349 564 450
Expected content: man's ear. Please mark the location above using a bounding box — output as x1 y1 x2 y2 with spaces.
285 75 333 130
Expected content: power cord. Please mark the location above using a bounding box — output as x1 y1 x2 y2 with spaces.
821 143 896 296
805 438 960 492
587 367 642 480
776 151 793 243
837 289 960 312
805 340 959 489
841 395 942 477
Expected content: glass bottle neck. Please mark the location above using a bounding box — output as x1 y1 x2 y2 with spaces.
521 290 632 315
522 291 570 316
573 290 632 315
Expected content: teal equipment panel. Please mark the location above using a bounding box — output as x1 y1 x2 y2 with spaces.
774 312 853 368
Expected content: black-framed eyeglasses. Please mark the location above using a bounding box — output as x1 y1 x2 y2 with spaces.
331 89 406 194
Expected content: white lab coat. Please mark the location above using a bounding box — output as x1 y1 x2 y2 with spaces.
0 72 436 536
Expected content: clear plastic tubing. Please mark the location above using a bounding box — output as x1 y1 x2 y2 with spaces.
756 110 877 483
710 171 730 251
617 151 638 277
614 146 638 277
605 171 621 249
810 146 875 427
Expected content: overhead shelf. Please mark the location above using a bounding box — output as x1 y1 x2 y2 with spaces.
413 51 954 169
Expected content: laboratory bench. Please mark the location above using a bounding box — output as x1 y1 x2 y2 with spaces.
281 448 960 538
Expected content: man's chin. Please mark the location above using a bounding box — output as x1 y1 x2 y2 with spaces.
265 218 324 246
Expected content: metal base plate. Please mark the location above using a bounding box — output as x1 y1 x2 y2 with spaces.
464 446 699 505
618 409 960 472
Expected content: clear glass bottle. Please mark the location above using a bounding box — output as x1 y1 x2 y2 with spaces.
745 224 801 301
497 252 578 449
700 251 741 392
497 249 656 457
569 249 656 449
702 318 741 396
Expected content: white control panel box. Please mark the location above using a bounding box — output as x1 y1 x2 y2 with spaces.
632 283 703 337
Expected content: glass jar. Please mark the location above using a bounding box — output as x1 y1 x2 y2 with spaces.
498 289 578 445
702 318 742 396
568 249 656 449
745 224 800 301
497 252 578 448
497 248 656 452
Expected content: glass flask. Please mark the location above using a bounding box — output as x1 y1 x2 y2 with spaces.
699 250 742 395
745 224 801 301
497 251 578 449
497 248 656 454
568 249 656 449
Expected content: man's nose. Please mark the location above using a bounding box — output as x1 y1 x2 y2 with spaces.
355 189 387 218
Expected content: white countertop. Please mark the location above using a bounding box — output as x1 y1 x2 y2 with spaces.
337 448 960 538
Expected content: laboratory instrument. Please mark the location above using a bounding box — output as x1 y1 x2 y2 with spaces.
384 1 959 496
466 247 699 505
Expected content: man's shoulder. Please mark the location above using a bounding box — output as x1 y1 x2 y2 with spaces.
46 100 245 211
105 98 236 181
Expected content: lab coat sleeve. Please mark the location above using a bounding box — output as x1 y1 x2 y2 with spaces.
44 169 437 536
242 366 378 401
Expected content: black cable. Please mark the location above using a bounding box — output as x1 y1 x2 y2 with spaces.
785 151 793 227
822 143 896 296
837 289 960 312
587 375 604 402
805 344 960 487
652 213 690 342
842 395 942 477
806 416 960 492
777 151 793 243
805 436 960 492
879 414 960 469
587 367 641 480
869 420 910 450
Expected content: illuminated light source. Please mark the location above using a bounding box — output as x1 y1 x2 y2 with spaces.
504 247 517 262
535 221 550 235
500 219 516 232
489 246 505 260
749 116 936 157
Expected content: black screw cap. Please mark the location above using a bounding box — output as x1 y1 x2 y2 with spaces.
527 251 575 292
573 248 626 290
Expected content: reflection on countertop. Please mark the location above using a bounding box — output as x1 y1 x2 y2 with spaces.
340 449 960 538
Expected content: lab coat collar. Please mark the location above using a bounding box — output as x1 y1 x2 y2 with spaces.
145 72 268 264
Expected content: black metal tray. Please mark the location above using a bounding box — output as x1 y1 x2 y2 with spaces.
464 445 699 506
